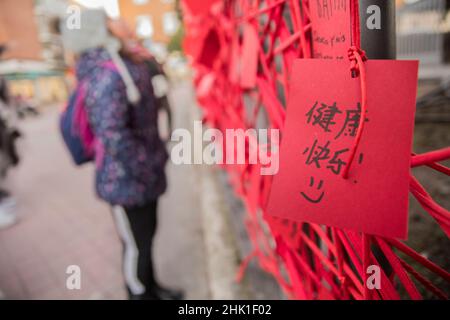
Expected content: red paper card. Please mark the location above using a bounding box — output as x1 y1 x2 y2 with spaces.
309 0 351 59
266 59 419 239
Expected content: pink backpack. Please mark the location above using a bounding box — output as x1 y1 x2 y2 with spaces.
60 61 118 167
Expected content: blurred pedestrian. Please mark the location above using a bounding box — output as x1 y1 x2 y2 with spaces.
60 10 182 300
0 44 20 230
14 94 39 119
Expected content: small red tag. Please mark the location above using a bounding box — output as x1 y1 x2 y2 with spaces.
266 59 418 239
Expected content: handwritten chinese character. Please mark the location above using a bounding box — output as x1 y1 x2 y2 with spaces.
303 139 331 168
335 103 368 139
326 148 349 175
306 101 342 132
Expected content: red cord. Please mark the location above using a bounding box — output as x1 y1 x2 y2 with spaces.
342 46 368 179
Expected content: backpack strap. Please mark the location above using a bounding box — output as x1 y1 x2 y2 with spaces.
105 47 141 105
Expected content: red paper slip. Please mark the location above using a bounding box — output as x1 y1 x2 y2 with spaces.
310 0 351 59
266 59 419 239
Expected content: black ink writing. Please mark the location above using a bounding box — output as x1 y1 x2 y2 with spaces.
300 176 325 204
306 101 342 132
316 0 347 20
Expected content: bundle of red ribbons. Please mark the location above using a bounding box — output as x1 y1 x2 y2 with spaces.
180 0 450 300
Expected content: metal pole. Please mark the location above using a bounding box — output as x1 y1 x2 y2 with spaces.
358 0 396 277
359 0 396 59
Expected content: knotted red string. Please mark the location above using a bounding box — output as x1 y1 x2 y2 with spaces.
342 46 368 179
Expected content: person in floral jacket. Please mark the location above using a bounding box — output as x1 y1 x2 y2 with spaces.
80 48 168 207
64 10 182 300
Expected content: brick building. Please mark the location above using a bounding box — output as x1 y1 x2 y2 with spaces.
118 0 180 45
0 0 42 60
0 0 68 104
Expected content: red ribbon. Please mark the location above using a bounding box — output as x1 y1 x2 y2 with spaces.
342 46 368 179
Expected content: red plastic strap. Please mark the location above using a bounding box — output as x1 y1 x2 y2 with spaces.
400 259 448 299
411 147 450 167
387 238 450 282
362 234 371 299
236 250 257 283
375 238 422 300
412 151 450 175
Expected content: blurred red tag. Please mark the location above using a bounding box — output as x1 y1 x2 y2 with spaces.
182 0 218 16
240 24 259 89
309 0 351 59
266 59 418 239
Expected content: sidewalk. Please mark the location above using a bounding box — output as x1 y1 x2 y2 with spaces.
0 82 210 299
0 107 125 299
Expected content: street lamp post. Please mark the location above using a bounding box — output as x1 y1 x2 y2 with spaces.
359 0 396 59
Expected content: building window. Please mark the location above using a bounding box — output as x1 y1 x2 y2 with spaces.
133 0 149 5
136 15 153 38
162 12 179 36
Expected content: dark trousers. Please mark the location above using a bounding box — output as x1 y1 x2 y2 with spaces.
112 201 158 296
